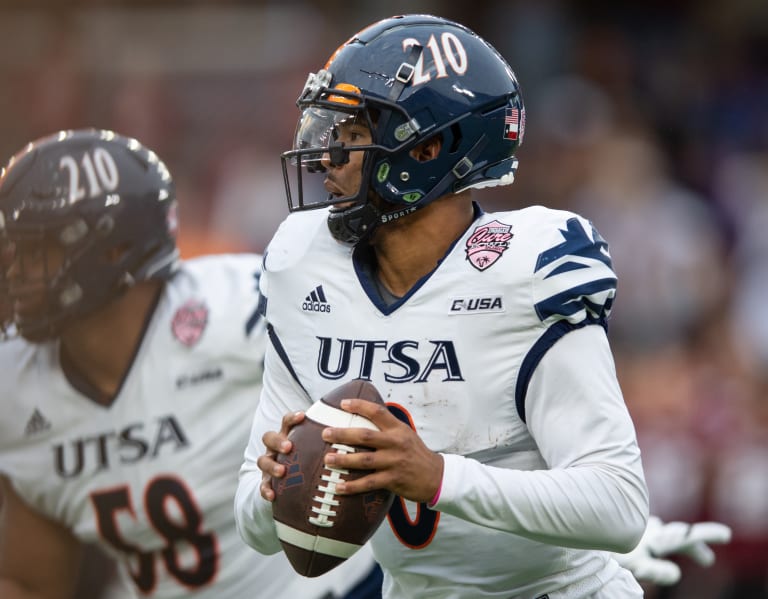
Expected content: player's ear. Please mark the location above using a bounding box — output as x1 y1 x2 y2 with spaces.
410 135 442 163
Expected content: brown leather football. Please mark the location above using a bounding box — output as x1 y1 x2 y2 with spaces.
272 379 394 577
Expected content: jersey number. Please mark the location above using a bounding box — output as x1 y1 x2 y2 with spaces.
386 404 440 548
90 476 217 593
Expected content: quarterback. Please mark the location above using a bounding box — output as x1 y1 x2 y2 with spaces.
0 129 372 599
235 14 729 599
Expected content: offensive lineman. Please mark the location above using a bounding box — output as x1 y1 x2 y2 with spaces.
235 14 729 598
0 129 371 599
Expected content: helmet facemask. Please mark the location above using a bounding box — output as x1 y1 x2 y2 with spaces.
281 70 434 245
0 214 160 342
1 223 92 342
281 82 376 243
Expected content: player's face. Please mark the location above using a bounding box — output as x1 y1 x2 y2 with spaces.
2 238 64 320
321 117 372 203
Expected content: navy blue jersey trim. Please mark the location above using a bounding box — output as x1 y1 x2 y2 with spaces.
533 277 617 322
353 202 485 315
535 217 612 273
267 323 308 395
515 319 605 423
245 271 265 337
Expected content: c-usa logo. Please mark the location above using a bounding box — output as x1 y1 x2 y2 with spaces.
448 296 504 314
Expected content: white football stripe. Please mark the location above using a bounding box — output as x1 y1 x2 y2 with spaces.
275 521 361 558
306 400 380 431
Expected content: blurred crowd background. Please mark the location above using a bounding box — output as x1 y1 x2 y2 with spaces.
1 0 767 597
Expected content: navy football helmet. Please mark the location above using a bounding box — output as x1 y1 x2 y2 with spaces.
0 129 179 341
281 14 525 244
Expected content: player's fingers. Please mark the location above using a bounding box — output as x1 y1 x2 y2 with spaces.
256 453 285 478
322 424 383 449
687 542 716 567
634 559 682 586
689 522 733 546
259 476 276 501
262 430 293 453
332 470 393 496
340 398 394 427
324 445 382 471
280 410 305 434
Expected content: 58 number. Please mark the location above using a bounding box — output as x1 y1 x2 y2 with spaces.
90 476 217 594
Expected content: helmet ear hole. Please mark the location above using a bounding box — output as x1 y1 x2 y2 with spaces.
410 135 442 163
105 241 131 265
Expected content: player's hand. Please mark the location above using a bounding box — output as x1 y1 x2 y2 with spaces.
613 515 732 585
321 398 444 503
257 411 306 501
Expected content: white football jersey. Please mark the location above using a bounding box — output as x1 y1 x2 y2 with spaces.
0 254 367 599
236 205 649 598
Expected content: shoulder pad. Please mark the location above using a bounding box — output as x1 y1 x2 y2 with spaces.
264 210 330 273
526 207 616 327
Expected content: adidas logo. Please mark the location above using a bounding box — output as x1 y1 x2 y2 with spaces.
302 285 331 313
25 408 51 436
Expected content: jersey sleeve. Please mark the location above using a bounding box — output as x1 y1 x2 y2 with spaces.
234 325 313 555
185 253 267 374
434 323 649 552
515 212 619 423
532 213 616 328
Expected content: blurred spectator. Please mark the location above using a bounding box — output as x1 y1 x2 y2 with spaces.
570 129 728 353
206 143 289 254
716 152 768 375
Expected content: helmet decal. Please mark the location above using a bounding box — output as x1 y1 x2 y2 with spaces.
58 146 120 204
403 32 469 86
327 83 362 106
504 108 521 141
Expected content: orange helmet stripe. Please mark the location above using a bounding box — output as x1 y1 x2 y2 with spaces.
327 83 362 106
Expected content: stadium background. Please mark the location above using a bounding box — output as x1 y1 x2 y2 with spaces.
0 1 766 597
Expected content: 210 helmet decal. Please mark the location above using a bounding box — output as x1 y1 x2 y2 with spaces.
280 14 525 244
0 129 179 341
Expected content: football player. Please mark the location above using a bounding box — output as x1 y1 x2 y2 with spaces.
235 14 730 598
0 129 373 599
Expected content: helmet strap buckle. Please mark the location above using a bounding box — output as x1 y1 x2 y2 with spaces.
395 62 415 84
452 157 473 179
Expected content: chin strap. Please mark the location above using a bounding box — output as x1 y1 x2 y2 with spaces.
327 201 383 245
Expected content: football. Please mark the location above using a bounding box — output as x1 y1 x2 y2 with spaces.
272 379 395 577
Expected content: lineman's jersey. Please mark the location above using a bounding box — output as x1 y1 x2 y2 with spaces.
0 254 364 599
236 204 649 599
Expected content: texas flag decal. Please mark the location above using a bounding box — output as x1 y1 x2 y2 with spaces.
504 108 520 140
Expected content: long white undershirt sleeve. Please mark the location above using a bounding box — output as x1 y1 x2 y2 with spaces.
433 325 649 552
234 339 309 555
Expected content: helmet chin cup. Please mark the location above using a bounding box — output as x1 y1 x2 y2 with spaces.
327 202 381 245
